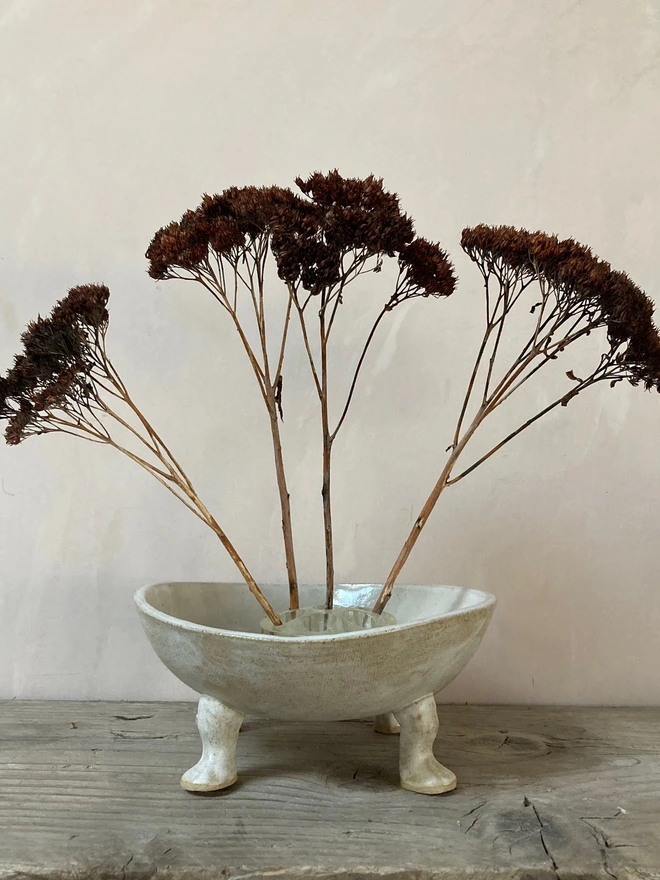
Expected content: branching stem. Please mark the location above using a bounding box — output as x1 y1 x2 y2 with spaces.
373 269 614 614
181 254 300 609
50 379 282 625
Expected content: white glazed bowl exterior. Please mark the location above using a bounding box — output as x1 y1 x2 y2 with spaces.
135 583 496 722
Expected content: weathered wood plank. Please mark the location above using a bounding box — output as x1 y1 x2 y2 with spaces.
1 702 659 879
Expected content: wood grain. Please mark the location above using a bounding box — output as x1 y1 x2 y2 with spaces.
1 702 659 879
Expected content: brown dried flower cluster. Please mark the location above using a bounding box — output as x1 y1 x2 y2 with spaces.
0 282 283 623
5 176 660 622
0 285 109 445
272 171 416 292
143 172 457 612
146 171 456 301
461 224 660 391
389 237 456 308
146 185 301 280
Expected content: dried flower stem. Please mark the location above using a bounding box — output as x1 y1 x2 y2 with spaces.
289 285 335 606
9 185 657 623
373 266 625 614
331 306 388 442
253 251 301 611
319 303 335 608
373 411 485 614
187 254 300 610
93 343 281 625
144 176 455 613
290 264 388 609
0 284 282 625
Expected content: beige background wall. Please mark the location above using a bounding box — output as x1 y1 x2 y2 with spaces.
1 0 659 704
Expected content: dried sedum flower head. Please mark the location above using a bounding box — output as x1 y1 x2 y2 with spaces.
295 170 415 255
0 284 109 444
461 224 660 391
271 171 417 293
389 237 456 308
146 210 214 280
146 186 302 280
146 172 452 303
461 225 611 297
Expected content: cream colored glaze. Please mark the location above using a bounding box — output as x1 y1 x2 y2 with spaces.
135 583 495 722
396 694 457 794
136 582 495 794
180 695 243 792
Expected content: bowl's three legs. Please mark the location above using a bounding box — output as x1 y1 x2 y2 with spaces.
181 693 455 795
373 712 401 734
393 694 457 795
180 695 244 792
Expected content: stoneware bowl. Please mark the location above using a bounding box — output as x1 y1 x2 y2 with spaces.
135 582 496 795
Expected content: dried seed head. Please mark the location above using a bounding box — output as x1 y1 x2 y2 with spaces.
1 285 110 444
146 210 213 280
51 284 109 328
148 172 423 296
461 224 660 392
146 186 301 279
208 186 300 237
460 225 610 297
270 171 417 292
294 170 415 256
395 238 456 301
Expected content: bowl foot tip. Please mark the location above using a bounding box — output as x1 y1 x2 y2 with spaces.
180 774 238 793
400 775 457 795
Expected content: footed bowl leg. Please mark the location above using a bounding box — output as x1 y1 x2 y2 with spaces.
181 695 244 792
374 712 401 735
395 694 457 795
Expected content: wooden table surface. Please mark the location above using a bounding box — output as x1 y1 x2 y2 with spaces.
1 702 659 879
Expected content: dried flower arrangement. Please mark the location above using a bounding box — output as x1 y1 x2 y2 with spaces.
2 172 659 629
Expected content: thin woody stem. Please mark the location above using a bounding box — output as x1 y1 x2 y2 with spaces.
97 335 198 490
195 268 268 395
289 282 335 606
93 399 167 467
289 283 322 396
182 485 282 625
488 325 598 409
480 276 532 406
452 324 492 448
372 405 487 614
294 271 402 605
315 258 379 608
275 295 293 382
451 275 524 448
264 379 300 609
103 440 208 520
485 319 597 411
319 302 335 608
482 297 507 402
447 395 573 486
195 259 299 608
49 418 200 509
55 394 282 625
325 290 344 340
373 277 612 615
248 253 300 609
448 357 616 485
331 306 388 442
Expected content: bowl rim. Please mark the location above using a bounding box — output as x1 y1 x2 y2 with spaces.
134 582 497 643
